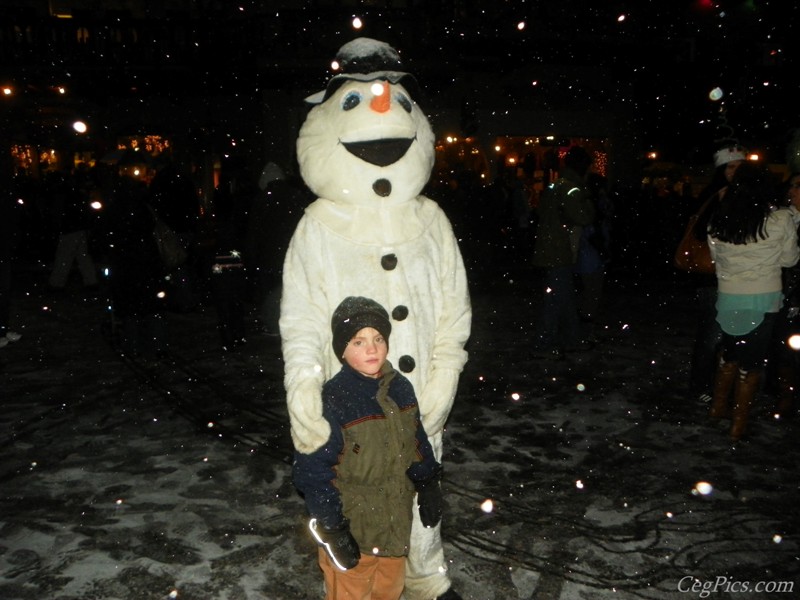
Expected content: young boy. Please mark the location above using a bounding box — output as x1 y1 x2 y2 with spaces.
293 296 443 599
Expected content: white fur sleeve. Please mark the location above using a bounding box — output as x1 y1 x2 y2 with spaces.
280 216 332 454
418 367 461 436
417 206 472 434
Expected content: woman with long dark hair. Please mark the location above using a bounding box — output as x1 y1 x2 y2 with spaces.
687 146 746 403
707 162 799 441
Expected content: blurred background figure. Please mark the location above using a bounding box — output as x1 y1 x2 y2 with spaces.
574 172 613 344
46 168 99 292
530 145 596 358
1 160 22 349
506 168 533 256
687 144 746 404
148 160 200 313
104 176 168 360
245 161 308 336
767 171 800 418
209 160 251 351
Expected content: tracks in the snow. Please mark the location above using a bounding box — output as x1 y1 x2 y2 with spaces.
119 349 294 465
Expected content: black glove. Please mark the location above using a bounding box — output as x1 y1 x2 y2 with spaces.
415 471 443 528
309 518 360 570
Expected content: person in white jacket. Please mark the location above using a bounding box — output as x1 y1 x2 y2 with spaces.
707 161 799 441
280 38 471 600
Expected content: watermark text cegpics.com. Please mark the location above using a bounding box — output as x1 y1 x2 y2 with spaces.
679 576 794 598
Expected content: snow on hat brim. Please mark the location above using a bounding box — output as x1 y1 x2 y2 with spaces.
304 70 420 105
714 146 747 167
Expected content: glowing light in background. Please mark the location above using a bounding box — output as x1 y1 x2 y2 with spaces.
788 334 800 350
693 481 713 496
352 17 363 29
480 499 494 513
708 87 724 101
517 21 525 31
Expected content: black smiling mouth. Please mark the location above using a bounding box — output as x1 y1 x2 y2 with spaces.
341 137 415 167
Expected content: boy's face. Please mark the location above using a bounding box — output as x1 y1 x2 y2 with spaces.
342 327 388 379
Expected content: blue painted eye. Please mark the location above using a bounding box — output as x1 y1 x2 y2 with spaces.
395 93 412 113
342 91 362 111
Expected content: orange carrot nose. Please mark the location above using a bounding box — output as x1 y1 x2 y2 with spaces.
370 82 391 113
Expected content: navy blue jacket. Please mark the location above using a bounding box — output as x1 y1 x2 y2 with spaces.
293 362 439 556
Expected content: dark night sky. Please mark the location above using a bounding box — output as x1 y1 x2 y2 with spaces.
2 0 798 164
332 0 798 163
203 0 799 164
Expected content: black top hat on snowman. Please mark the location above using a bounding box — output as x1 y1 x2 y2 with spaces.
305 38 422 105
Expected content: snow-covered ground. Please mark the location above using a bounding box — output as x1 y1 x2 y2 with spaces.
1 263 798 600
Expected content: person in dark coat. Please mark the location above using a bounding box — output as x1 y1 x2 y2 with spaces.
104 176 168 358
768 171 800 418
0 161 22 348
209 169 251 351
148 161 199 312
46 168 99 290
530 145 596 358
574 173 613 343
244 161 308 335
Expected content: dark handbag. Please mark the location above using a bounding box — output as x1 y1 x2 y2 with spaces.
674 199 715 274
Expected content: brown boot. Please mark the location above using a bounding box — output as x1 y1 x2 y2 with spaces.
709 359 738 419
730 369 761 442
775 365 796 418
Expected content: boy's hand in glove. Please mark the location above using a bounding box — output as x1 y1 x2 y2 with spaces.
415 470 443 528
309 518 360 570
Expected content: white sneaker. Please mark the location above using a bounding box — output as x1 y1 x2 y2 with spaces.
5 331 21 342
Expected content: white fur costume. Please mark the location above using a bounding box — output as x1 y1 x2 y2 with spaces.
280 39 471 599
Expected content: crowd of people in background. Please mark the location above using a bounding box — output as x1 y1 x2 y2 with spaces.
2 144 799 435
1 157 311 360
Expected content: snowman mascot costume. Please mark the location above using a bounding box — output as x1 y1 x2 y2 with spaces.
280 38 471 600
